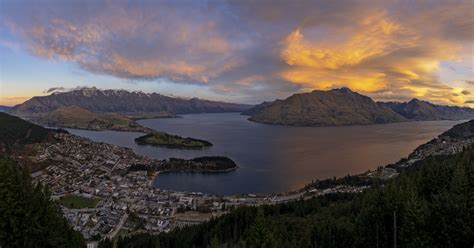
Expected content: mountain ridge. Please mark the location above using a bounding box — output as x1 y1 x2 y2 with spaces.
9 87 252 119
379 98 474 121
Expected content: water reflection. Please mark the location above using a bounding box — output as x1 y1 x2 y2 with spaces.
67 113 461 195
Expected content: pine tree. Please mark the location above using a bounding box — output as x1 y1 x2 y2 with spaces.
0 157 85 247
245 208 278 248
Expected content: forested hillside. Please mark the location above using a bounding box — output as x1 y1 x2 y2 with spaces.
0 158 85 247
440 120 474 139
0 112 58 148
101 146 474 248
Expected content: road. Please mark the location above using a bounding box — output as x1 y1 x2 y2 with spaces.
106 213 128 240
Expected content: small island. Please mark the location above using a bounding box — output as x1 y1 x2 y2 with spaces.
129 156 238 173
164 156 238 172
134 132 212 149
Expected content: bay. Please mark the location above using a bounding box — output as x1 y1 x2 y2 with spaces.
67 113 462 195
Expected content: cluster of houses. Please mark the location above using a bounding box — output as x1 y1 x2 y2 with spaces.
30 131 451 243
28 133 254 241
399 136 474 167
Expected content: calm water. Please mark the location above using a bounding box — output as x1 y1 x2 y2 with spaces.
67 113 462 195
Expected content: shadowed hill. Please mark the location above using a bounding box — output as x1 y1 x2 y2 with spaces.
0 112 62 148
440 119 474 139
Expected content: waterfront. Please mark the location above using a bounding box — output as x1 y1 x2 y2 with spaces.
67 113 462 195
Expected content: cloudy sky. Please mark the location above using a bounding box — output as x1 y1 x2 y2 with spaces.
0 0 473 106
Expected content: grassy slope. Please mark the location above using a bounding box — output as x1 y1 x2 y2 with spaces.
59 195 100 209
39 106 145 131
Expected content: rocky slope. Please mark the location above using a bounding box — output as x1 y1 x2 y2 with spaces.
248 88 407 126
9 87 251 118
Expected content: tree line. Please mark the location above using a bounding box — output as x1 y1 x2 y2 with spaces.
0 157 85 248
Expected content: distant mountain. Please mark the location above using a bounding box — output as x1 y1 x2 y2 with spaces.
37 105 151 132
0 112 62 149
439 119 474 139
241 101 277 116
0 105 12 112
247 88 407 126
9 87 252 118
380 99 474 121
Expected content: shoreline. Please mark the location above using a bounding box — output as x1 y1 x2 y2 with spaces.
148 166 238 187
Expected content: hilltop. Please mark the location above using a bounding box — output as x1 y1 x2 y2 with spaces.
8 87 252 119
247 88 406 126
37 105 151 132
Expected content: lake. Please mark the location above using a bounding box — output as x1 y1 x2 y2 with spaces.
67 113 462 195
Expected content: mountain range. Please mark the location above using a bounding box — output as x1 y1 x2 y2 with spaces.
245 88 474 126
8 87 251 119
8 87 474 127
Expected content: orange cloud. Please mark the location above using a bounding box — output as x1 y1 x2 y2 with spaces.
278 9 471 105
1 1 473 105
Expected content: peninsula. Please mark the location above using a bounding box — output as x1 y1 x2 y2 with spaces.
36 105 154 133
30 106 212 150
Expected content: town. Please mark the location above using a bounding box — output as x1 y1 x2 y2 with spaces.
24 130 474 247
25 133 321 245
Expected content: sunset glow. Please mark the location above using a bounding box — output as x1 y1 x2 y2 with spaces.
0 0 473 105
